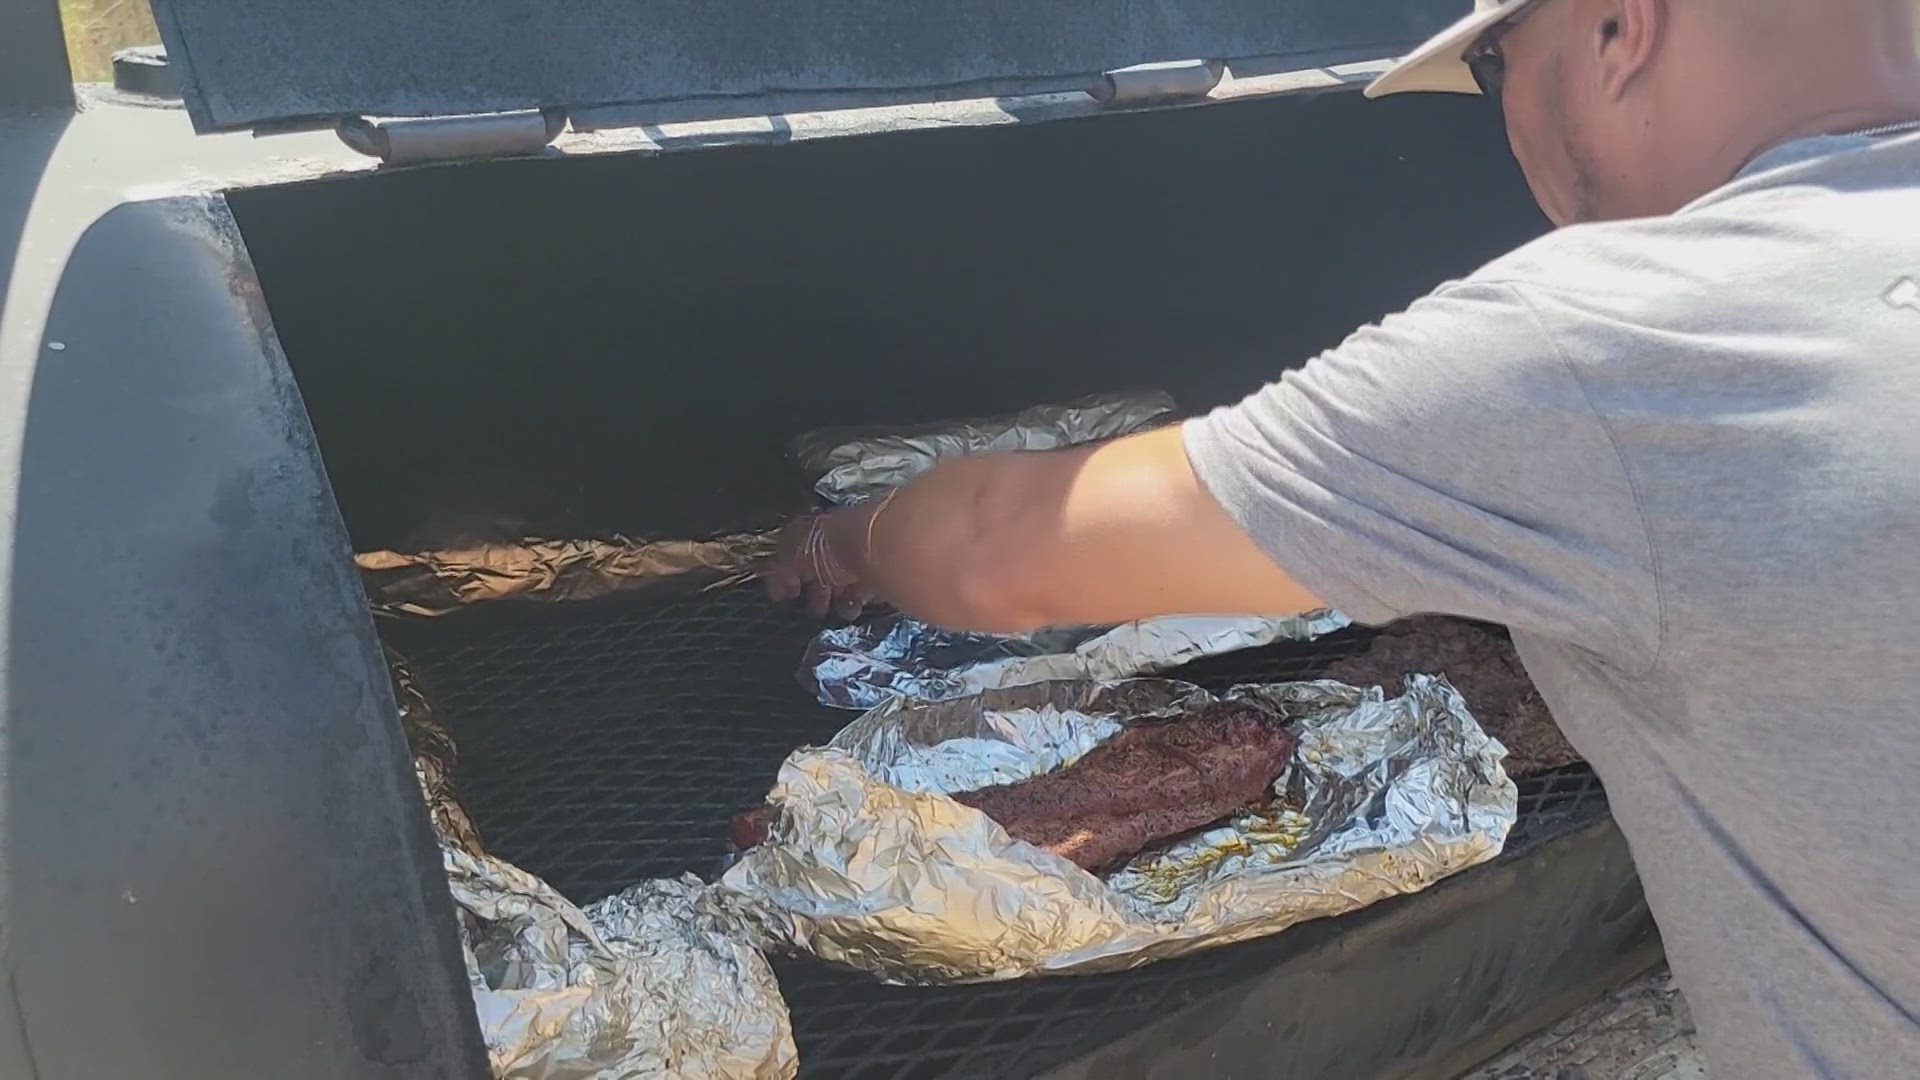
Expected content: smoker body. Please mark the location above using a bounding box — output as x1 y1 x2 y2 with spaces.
0 7 1659 1075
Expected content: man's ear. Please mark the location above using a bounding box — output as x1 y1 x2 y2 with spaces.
1596 0 1664 100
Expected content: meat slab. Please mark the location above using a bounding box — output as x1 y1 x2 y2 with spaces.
1317 616 1579 777
732 703 1295 873
953 703 1296 871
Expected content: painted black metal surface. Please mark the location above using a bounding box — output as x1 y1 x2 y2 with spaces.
230 89 1544 556
0 0 72 112
112 46 181 99
383 587 1624 1079
149 0 1465 132
1041 817 1661 1080
0 182 487 1076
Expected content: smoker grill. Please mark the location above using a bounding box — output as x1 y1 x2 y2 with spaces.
381 587 1616 1080
379 592 1612 906
2 2 1663 1077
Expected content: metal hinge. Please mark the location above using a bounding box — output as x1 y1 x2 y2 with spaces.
335 108 568 166
1090 60 1226 106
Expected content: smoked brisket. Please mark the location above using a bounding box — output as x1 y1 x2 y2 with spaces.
732 703 1295 873
1317 616 1579 777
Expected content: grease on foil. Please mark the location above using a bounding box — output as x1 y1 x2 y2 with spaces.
388 654 796 1079
359 532 775 618
720 676 1516 984
795 391 1178 506
803 609 1352 710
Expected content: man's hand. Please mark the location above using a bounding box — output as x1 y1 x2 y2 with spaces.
764 425 1325 633
762 510 873 621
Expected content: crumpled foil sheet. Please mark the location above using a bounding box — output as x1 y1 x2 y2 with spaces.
359 532 776 618
803 609 1353 710
795 391 1177 505
793 393 1348 706
447 849 798 1080
386 654 797 1078
393 648 490 859
720 676 1516 984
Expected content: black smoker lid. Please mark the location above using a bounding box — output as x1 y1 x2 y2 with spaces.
149 0 1465 135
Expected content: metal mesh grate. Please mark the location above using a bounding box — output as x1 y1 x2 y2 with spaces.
1509 762 1612 850
379 586 1611 1078
378 588 840 901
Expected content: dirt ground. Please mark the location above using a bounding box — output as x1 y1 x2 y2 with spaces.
1458 967 1707 1080
58 0 159 82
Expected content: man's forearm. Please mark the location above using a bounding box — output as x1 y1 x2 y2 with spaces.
821 452 1040 632
815 427 1324 633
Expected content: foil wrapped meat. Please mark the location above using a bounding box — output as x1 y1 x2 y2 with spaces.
734 702 1297 874
803 609 1351 709
359 532 775 618
392 648 489 859
793 395 1349 708
448 851 797 1080
1316 616 1580 777
385 653 797 1079
949 703 1297 872
794 390 1179 506
720 676 1516 984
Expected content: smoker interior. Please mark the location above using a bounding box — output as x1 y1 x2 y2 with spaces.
228 87 1610 1079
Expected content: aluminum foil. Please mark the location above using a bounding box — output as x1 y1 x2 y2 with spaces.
358 532 775 617
720 676 1516 983
795 391 1178 505
793 393 1348 707
392 648 490 859
803 609 1353 710
447 848 798 1080
386 654 797 1078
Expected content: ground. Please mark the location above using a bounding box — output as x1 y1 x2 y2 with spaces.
57 0 159 82
1459 967 1708 1080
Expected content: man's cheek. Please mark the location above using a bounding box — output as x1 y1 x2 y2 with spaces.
1505 117 1563 224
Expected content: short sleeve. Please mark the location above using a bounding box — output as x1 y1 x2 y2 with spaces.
1182 279 1661 669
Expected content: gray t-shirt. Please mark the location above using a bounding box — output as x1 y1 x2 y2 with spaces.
1184 128 1920 1078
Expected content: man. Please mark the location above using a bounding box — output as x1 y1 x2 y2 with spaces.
767 1 1920 1075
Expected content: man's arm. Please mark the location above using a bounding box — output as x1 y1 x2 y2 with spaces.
772 278 1664 665
765 425 1324 632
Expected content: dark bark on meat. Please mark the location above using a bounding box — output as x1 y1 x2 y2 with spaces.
950 704 1295 871
731 805 776 850
731 703 1295 873
1316 616 1580 777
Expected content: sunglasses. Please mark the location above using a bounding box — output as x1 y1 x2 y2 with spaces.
1464 0 1545 99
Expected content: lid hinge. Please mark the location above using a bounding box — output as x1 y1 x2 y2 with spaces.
336 108 567 166
1090 60 1226 106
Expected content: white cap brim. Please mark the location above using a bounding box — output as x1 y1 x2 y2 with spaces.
1364 0 1532 99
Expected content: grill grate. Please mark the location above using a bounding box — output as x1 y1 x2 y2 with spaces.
379 586 1611 1078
